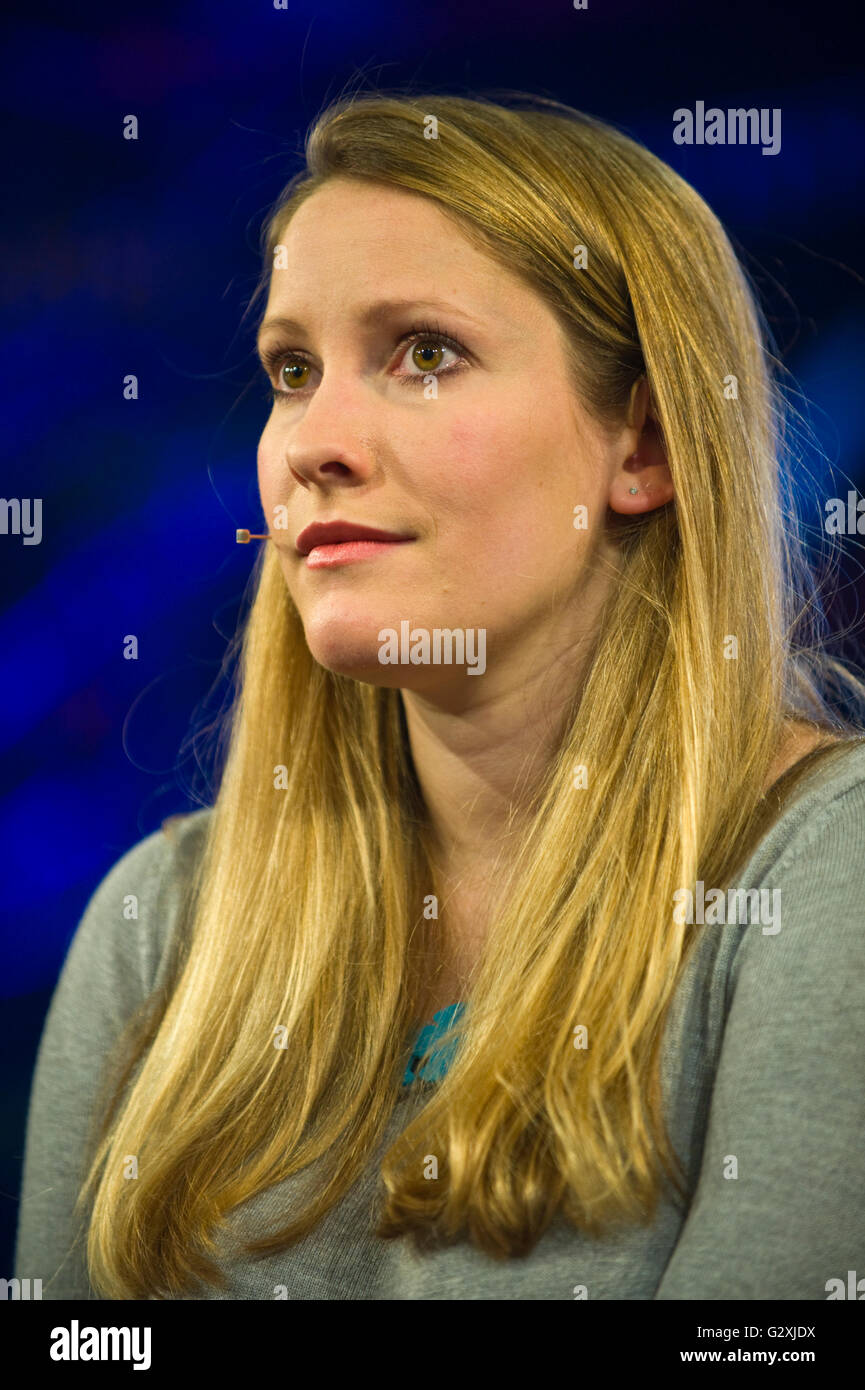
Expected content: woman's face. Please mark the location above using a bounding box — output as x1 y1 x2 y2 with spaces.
256 177 633 704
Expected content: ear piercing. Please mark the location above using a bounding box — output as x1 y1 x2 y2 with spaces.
629 486 639 495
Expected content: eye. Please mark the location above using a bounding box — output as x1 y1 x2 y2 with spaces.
260 353 316 400
261 321 469 402
393 332 465 383
279 360 312 391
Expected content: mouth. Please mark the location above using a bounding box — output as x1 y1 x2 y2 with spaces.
296 520 417 569
304 537 416 569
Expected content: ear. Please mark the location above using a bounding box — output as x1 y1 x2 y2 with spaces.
608 379 674 515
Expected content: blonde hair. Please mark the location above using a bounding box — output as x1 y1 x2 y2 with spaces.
80 90 865 1296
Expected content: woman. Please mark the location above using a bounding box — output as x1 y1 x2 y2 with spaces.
15 90 865 1300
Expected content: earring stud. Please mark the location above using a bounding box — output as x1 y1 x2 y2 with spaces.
629 486 638 495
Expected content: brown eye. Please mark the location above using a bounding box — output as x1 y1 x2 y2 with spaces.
411 342 444 371
282 361 310 389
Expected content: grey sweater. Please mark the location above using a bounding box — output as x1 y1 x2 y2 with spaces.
14 742 865 1299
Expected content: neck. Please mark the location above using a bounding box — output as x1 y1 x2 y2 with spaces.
401 585 613 881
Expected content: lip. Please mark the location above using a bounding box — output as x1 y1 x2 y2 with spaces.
304 537 416 569
296 519 416 557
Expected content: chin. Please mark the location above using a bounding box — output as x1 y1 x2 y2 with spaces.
301 614 397 685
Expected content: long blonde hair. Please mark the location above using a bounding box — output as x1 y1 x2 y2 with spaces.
80 90 865 1296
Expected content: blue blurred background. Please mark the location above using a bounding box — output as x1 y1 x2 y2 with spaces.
2 0 864 1274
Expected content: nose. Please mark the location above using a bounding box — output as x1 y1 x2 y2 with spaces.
279 372 378 491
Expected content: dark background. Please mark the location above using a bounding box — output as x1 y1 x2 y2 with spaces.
2 0 864 1276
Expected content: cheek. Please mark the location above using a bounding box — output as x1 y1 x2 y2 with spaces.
429 412 528 534
256 421 283 509
438 409 586 562
441 410 516 481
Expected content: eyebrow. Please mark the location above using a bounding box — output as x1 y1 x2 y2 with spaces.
256 298 486 355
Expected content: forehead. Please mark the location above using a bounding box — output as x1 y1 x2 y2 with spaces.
264 178 553 329
277 177 478 256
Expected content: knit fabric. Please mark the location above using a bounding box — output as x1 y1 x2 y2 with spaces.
14 741 865 1299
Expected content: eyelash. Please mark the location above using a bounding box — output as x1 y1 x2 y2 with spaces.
260 320 468 401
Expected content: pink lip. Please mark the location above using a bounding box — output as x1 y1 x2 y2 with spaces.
305 537 415 569
296 518 416 564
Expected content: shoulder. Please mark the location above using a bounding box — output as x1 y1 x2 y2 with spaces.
13 807 212 1297
655 741 865 1298
739 736 865 888
671 739 865 1092
59 806 213 1024
724 736 865 1029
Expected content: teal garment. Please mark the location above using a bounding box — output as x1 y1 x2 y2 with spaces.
402 1003 466 1086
